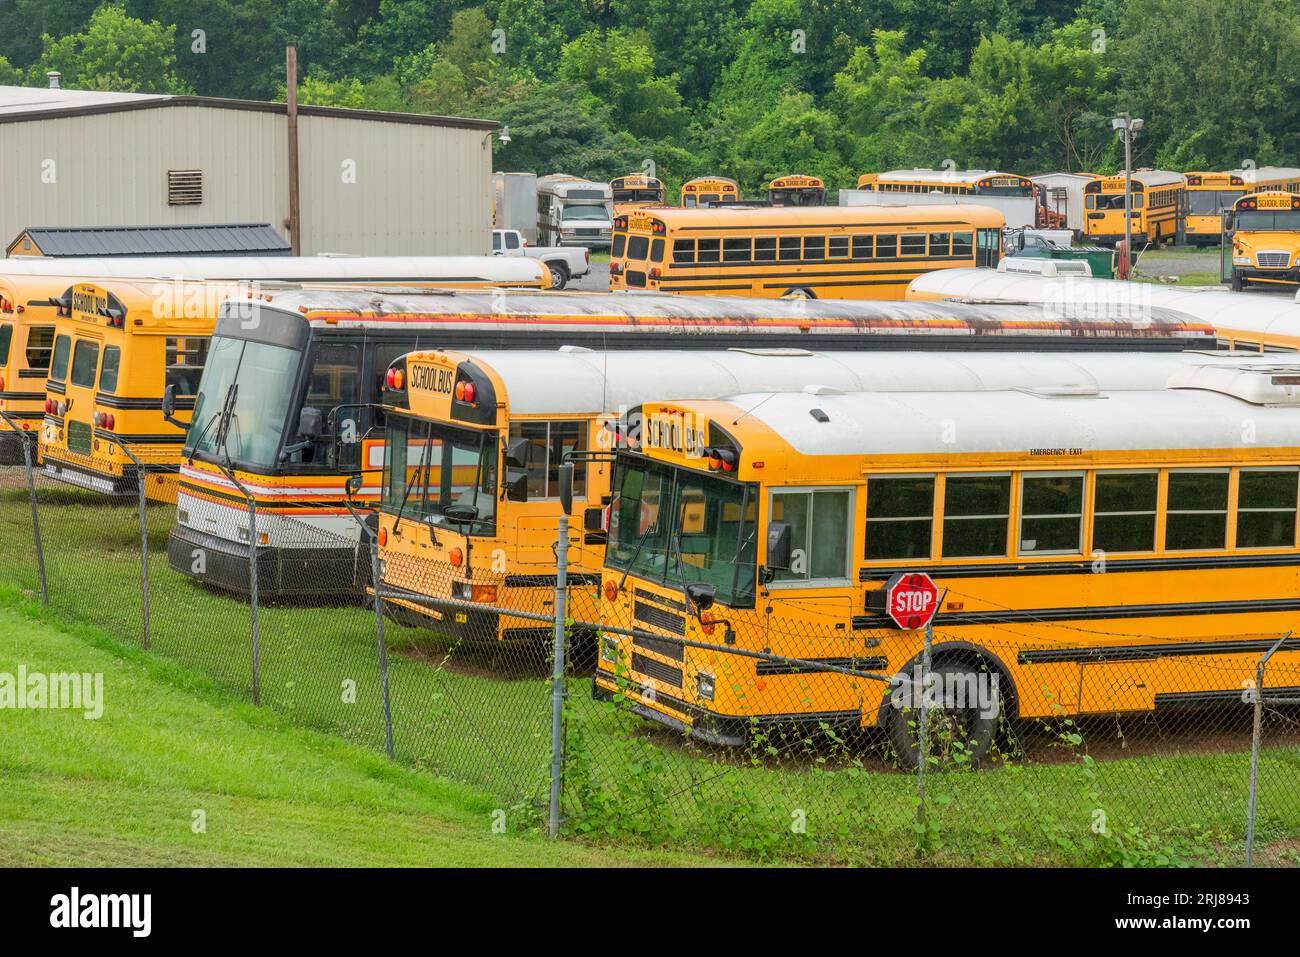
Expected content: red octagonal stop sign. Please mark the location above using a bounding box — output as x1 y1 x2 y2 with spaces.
884 572 940 630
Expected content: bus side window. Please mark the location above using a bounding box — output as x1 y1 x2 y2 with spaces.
509 421 587 499
851 234 872 259
1165 469 1229 551
768 487 852 583
754 237 777 262
166 336 209 397
865 475 934 560
942 474 1010 558
952 232 973 258
27 327 56 374
976 230 1000 268
899 233 925 256
672 239 695 264
929 232 951 257
0 323 10 366
1092 471 1158 552
697 238 720 263
875 234 897 259
828 235 850 258
722 237 750 263
778 236 801 261
1236 467 1299 548
650 238 665 263
49 334 70 382
803 235 826 261
99 345 121 394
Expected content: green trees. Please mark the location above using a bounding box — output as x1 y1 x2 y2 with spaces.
32 4 190 93
2 1 1296 191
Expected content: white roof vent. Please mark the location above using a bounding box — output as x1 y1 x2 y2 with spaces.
802 384 843 396
999 258 1092 278
557 345 594 353
1168 364 1300 406
728 347 814 357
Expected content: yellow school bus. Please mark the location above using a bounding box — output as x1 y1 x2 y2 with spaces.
595 366 1300 759
608 204 1006 299
0 274 67 464
1083 170 1184 247
856 169 1033 197
611 173 666 216
768 175 826 206
376 348 1292 646
680 177 740 208
1183 168 1300 246
1225 190 1300 291
39 280 229 502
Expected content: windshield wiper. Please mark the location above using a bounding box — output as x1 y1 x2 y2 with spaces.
393 433 432 535
616 511 660 592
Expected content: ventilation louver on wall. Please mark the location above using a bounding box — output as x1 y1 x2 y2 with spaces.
167 169 203 206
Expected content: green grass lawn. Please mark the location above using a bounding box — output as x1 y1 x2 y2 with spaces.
2 475 1298 865
0 587 717 867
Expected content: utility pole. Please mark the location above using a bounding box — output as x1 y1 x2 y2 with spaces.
286 44 301 256
1111 112 1144 279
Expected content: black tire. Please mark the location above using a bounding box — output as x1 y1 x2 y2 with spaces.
547 262 568 290
781 287 815 299
1231 270 1246 292
888 658 1002 770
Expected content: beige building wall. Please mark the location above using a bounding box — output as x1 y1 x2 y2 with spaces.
0 103 492 256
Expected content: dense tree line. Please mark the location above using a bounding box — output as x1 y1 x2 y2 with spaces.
1 0 1296 197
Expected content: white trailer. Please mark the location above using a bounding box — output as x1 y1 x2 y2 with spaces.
492 172 539 245
1030 173 1097 234
839 188 1037 229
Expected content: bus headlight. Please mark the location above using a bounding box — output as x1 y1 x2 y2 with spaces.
696 672 715 701
600 636 619 664
1234 256 1251 265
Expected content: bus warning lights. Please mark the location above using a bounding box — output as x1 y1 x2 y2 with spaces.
385 367 405 390
454 380 476 403
703 446 736 472
92 412 115 430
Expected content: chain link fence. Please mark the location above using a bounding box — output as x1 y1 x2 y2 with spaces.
2 441 1298 865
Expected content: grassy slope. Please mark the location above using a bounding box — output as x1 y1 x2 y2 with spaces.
0 589 709 867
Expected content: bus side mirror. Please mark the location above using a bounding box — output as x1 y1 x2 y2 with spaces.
685 582 716 613
583 506 605 532
505 469 528 502
505 436 532 469
298 407 323 439
559 462 574 516
161 384 177 418
766 521 792 571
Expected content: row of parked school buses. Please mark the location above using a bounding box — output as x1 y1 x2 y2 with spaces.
5 250 1300 762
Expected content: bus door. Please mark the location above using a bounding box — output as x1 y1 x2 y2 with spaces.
1220 210 1234 283
63 332 104 459
976 228 1001 268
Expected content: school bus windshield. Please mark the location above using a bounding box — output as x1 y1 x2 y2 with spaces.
381 413 497 536
186 335 301 469
1237 209 1300 231
606 456 757 606
1188 189 1242 215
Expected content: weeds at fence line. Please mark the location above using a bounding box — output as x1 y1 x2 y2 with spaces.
2 454 1299 865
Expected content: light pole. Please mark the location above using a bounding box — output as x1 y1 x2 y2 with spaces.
1111 113 1144 278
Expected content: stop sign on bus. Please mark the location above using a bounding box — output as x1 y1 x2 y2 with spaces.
884 572 940 630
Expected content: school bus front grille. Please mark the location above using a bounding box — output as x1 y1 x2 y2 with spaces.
1256 251 1290 269
632 652 683 688
633 632 684 662
634 601 685 635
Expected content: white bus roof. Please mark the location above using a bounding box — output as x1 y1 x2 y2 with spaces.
1218 167 1300 182
714 369 1300 458
870 169 1023 186
0 255 547 284
241 287 1212 342
906 269 1300 346
1091 170 1185 189
421 348 1296 417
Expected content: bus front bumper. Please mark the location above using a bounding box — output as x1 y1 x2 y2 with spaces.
1237 266 1300 283
40 455 138 496
592 670 863 748
166 524 366 597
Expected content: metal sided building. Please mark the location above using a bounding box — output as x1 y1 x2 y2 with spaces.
0 84 498 257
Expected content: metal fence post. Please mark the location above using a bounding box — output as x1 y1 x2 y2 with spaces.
0 412 46 604
369 537 396 761
549 509 570 839
916 614 933 833
118 445 151 649
245 494 261 712
1246 631 1294 866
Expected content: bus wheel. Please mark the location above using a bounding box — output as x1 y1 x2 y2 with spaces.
547 262 569 290
888 659 1001 770
1231 270 1246 292
781 287 815 299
